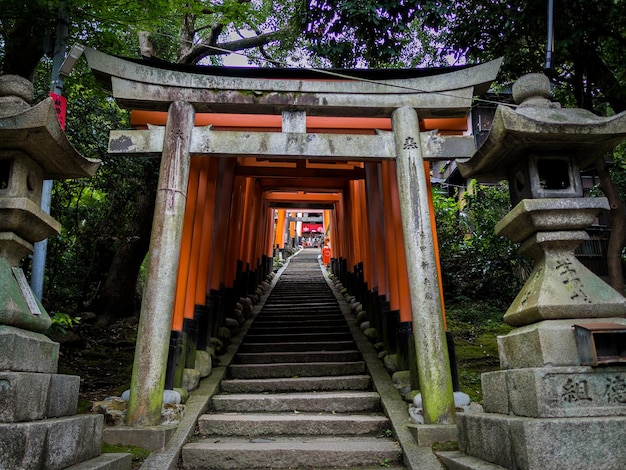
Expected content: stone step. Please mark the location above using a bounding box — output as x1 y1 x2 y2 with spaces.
0 414 103 470
234 350 361 364
244 331 354 343
251 316 346 325
228 361 366 379
220 375 372 393
211 391 381 413
198 412 390 436
260 301 338 307
257 309 341 316
239 340 356 353
246 325 350 335
181 437 402 469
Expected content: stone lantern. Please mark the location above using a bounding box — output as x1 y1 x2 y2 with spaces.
438 74 626 469
0 75 99 332
0 75 130 469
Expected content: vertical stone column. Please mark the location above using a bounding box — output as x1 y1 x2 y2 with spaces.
392 107 455 424
127 101 195 426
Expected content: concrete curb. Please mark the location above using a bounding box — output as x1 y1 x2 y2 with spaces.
320 263 445 470
138 256 293 469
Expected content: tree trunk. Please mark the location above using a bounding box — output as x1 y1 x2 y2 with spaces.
91 168 157 324
594 157 626 296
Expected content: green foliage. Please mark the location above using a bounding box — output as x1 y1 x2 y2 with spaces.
47 312 81 336
412 0 626 113
446 299 512 402
433 182 531 307
298 1 431 67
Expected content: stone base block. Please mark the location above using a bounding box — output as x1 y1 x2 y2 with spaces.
497 318 626 369
0 371 51 422
436 450 507 469
103 424 177 452
457 412 626 470
0 414 103 470
0 372 80 422
64 452 132 470
48 373 80 417
483 366 626 418
408 423 458 446
0 325 59 373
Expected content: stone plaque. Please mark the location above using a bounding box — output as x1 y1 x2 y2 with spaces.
12 267 42 316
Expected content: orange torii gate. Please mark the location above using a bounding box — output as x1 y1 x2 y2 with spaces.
84 46 501 427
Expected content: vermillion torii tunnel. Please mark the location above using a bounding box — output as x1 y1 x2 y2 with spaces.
85 47 501 427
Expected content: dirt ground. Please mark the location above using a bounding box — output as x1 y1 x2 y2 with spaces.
56 318 138 412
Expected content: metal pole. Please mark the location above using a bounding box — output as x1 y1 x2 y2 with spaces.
126 101 195 426
31 3 68 299
545 0 554 71
392 107 455 425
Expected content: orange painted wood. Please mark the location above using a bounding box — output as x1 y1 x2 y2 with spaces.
223 176 247 287
365 162 388 296
387 161 413 322
274 209 286 250
183 156 209 319
130 110 467 132
208 158 236 291
171 156 201 331
194 158 219 305
381 161 400 312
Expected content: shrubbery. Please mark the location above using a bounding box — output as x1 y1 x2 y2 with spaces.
433 181 531 310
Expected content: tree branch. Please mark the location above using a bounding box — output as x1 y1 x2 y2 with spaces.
594 156 626 296
178 30 283 64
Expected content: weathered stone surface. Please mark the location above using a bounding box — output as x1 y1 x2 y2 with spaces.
511 73 551 106
408 423 458 447
47 374 80 418
458 412 626 470
182 367 201 392
495 198 609 244
383 353 400 373
0 75 33 103
194 350 212 377
482 366 626 418
502 232 626 326
63 452 132 470
0 325 59 373
0 414 103 470
161 403 185 425
498 318 626 369
182 437 402 470
457 93 626 180
103 425 177 452
0 97 99 179
0 372 51 422
481 371 509 415
0 232 33 266
92 397 128 426
0 261 52 332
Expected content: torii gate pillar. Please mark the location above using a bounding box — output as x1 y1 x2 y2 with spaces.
126 101 195 426
393 107 455 424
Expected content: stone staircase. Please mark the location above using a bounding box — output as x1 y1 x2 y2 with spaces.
180 249 404 469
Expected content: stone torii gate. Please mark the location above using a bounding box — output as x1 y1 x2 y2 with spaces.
84 47 501 426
